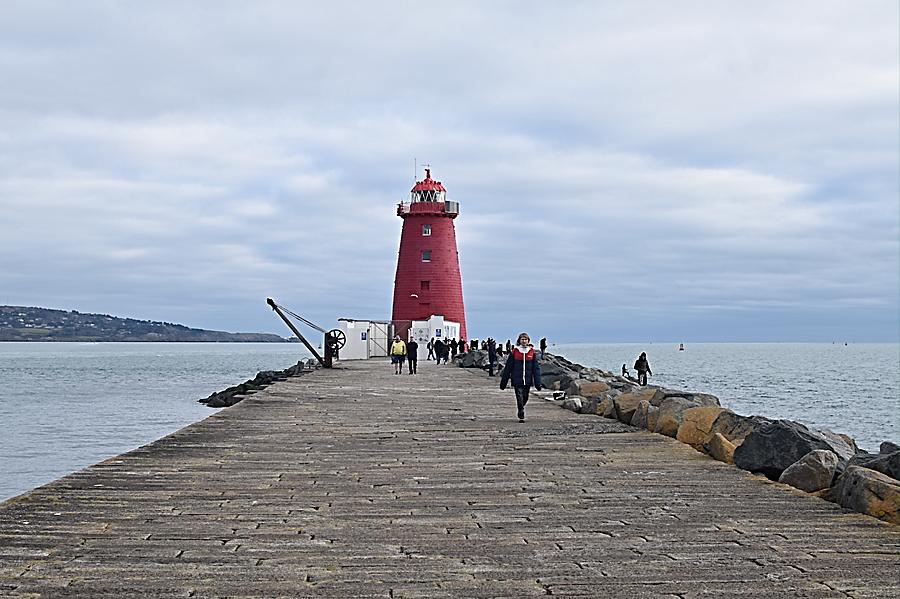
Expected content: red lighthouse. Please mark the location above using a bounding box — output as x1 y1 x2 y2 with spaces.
392 168 467 341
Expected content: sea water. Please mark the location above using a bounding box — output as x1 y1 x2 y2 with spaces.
553 342 899 452
0 342 310 501
1 342 898 502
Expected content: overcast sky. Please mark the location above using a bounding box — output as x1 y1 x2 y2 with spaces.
0 2 897 342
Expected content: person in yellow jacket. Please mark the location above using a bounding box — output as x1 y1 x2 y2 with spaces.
390 335 407 375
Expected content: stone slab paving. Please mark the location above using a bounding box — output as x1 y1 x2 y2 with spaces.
1 358 898 598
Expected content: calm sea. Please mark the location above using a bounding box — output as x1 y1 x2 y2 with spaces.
553 342 899 452
1 342 898 502
0 342 310 502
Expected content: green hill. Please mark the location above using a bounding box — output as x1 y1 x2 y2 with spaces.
0 306 289 342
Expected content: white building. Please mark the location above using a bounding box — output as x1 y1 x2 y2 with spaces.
336 314 460 360
408 315 460 347
336 319 392 360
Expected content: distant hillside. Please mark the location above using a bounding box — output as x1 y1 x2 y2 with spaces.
0 306 289 342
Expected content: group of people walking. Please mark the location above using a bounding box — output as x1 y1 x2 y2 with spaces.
389 335 419 374
390 329 653 422
424 337 455 364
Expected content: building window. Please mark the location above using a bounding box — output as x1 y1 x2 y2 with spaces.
422 224 431 236
422 250 431 262
420 280 430 291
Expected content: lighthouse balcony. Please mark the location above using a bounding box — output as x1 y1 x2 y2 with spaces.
397 200 459 217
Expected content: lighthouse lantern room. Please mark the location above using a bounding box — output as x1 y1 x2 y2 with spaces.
391 168 467 342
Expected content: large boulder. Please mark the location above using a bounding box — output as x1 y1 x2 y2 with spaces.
648 388 721 408
705 433 737 464
710 412 773 444
734 420 856 480
567 379 610 399
848 451 900 481
778 450 840 492
459 350 492 368
561 397 584 413
653 397 701 438
676 407 730 448
881 441 900 455
613 388 659 424
540 360 577 391
577 368 607 382
609 379 637 392
630 400 659 430
828 466 900 525
687 393 722 407
818 429 860 456
596 397 617 420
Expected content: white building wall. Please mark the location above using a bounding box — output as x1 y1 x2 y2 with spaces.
338 316 457 359
337 319 392 360
409 315 459 345
337 319 369 360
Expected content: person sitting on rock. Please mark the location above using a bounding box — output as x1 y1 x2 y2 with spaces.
500 332 543 423
633 352 652 386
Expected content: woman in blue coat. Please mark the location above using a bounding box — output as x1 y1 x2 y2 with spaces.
500 332 542 422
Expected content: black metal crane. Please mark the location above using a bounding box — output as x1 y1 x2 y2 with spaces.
266 298 345 368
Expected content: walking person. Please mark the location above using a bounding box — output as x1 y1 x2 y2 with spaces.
487 337 497 377
450 338 458 356
633 352 652 386
434 338 446 364
500 332 542 423
426 338 435 361
539 337 547 356
407 338 419 374
390 335 407 375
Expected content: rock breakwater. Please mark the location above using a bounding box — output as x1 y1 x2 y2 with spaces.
198 359 318 408
456 349 900 525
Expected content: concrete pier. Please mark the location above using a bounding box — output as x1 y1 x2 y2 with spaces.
1 359 898 597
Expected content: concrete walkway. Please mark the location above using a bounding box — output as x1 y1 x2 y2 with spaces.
1 358 898 598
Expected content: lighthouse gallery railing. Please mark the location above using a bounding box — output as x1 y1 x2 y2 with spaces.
396 200 459 216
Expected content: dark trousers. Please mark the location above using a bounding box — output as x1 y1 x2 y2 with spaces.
488 359 496 376
408 358 417 374
637 371 648 386
427 349 434 360
514 386 531 419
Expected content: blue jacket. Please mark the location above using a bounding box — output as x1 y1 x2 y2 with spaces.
500 346 542 389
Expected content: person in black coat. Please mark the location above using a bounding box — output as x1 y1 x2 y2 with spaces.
407 339 419 374
633 352 652 386
500 332 542 422
487 338 497 377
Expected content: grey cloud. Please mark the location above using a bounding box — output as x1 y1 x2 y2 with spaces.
0 2 896 341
